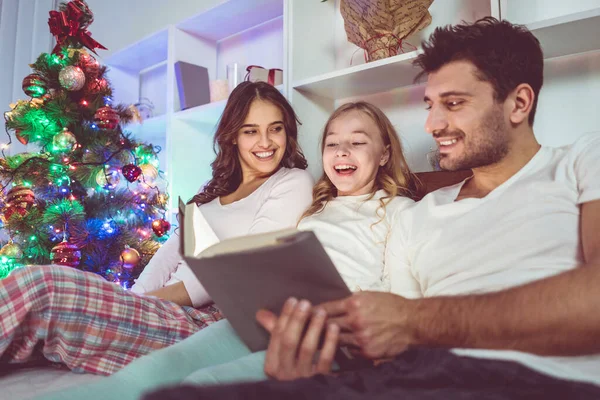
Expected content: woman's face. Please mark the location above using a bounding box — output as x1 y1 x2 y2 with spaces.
235 100 287 179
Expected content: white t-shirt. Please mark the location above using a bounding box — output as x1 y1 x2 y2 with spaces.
388 133 600 385
131 167 314 307
299 190 414 292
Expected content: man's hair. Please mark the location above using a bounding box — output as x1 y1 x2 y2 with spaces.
413 17 544 125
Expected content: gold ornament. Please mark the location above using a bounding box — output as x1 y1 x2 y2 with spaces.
139 163 158 183
52 128 77 151
120 246 141 269
0 242 23 259
59 66 86 91
95 167 121 189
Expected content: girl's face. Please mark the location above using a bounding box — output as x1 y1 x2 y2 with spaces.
323 110 389 196
235 100 287 179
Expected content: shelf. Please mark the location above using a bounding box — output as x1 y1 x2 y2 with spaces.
292 50 422 100
527 8 600 59
104 29 169 73
124 114 167 141
174 84 284 124
176 0 283 42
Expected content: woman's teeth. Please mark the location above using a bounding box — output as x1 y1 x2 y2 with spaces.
255 151 274 159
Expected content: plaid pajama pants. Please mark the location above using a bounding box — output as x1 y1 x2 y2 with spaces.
0 265 223 375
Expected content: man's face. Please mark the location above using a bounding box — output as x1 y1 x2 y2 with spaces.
423 61 510 171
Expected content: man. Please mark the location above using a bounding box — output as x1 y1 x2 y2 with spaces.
147 17 600 399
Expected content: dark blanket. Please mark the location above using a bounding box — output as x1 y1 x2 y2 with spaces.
142 347 600 400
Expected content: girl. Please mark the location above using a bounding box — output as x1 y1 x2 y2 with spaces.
0 81 314 378
43 101 418 400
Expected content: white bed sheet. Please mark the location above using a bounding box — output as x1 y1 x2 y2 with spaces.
0 366 102 400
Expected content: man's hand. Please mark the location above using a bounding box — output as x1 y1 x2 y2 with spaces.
256 297 339 380
319 291 414 359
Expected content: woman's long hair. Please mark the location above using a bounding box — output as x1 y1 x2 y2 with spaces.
189 81 308 205
300 101 418 220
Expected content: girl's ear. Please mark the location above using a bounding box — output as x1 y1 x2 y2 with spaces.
380 145 390 166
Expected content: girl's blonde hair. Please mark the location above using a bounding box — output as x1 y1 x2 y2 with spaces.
300 101 418 221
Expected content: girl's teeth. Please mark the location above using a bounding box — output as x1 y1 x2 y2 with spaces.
334 165 357 171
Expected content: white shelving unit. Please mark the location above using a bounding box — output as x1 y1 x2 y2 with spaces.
102 0 600 213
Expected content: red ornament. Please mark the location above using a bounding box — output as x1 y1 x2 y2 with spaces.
22 73 47 98
15 130 29 145
152 218 171 237
78 52 100 76
122 164 142 182
94 106 120 130
3 206 28 220
3 186 35 220
50 240 81 268
86 78 107 94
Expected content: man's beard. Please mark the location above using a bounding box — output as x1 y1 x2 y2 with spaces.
436 107 509 171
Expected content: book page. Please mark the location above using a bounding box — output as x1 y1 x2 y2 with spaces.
200 228 299 258
184 203 220 257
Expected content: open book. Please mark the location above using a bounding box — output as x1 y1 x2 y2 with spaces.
178 198 369 368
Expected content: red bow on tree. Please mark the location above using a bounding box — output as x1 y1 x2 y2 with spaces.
48 0 107 54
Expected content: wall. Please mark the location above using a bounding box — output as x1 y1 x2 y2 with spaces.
0 0 55 156
86 0 226 59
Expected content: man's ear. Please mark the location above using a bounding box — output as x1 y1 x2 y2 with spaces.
380 145 390 166
508 83 535 125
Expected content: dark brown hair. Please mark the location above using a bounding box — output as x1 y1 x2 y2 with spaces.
300 101 418 221
413 17 544 125
190 81 308 205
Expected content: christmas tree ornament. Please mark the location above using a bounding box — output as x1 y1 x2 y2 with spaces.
22 73 48 98
121 164 142 182
15 130 29 145
95 167 121 189
94 105 120 130
50 240 81 268
151 218 171 237
85 77 107 94
78 51 100 76
4 186 36 219
59 66 86 91
0 241 23 259
48 0 107 55
3 206 27 221
140 163 158 183
120 246 140 269
52 127 77 151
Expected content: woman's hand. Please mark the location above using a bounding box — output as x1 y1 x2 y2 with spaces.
256 297 339 381
145 282 193 307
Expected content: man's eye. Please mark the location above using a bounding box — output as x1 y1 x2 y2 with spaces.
425 105 432 111
352 142 366 146
447 101 463 108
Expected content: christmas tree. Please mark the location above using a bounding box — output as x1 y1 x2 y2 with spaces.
0 0 171 287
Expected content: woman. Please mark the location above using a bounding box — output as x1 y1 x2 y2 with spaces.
0 81 313 377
